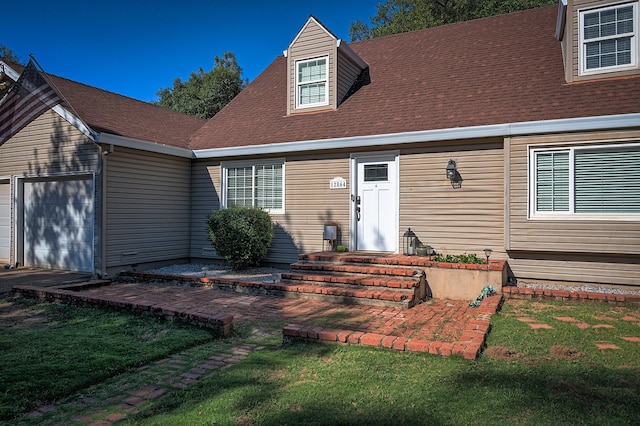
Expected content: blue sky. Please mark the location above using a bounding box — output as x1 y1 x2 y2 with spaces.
3 0 379 102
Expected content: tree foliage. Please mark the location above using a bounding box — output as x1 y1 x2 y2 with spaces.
350 0 558 41
0 45 23 64
156 51 247 119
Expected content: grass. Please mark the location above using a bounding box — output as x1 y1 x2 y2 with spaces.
2 296 639 425
121 299 640 425
0 297 216 420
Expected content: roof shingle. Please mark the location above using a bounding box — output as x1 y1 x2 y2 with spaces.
190 6 640 151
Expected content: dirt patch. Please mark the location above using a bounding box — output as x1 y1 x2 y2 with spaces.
484 345 522 361
550 345 583 360
0 298 49 329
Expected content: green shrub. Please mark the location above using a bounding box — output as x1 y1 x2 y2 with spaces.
433 252 485 264
207 206 274 270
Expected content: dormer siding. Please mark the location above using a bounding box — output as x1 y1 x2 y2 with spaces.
337 49 364 103
287 19 337 114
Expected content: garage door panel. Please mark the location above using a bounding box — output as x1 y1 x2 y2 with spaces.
0 182 9 262
24 177 94 272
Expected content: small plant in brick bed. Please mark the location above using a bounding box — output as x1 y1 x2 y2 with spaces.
207 206 274 271
433 252 486 264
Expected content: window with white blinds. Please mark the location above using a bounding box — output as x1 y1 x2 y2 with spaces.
579 2 638 75
223 161 284 213
531 144 640 216
296 56 328 108
535 151 569 212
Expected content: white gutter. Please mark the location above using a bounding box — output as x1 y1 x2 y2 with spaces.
193 113 640 159
97 133 194 158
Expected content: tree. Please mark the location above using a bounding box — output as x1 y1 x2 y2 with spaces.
0 45 23 64
156 52 247 119
350 0 557 41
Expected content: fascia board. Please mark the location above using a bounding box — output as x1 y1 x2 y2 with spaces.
98 133 194 158
337 40 368 69
193 113 640 159
2 61 98 141
52 104 98 140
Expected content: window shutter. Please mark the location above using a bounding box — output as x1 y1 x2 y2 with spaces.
536 151 569 212
575 148 640 213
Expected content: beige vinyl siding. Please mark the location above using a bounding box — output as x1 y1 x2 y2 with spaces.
105 146 190 268
507 129 640 285
191 154 350 266
288 19 337 114
0 110 101 269
273 153 350 263
337 50 364 104
190 160 221 258
568 0 640 81
507 253 640 286
399 139 505 258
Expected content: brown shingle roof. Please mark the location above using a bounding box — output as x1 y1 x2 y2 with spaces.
8 62 205 149
190 6 640 150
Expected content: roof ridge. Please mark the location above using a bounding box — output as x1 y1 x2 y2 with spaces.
348 4 558 46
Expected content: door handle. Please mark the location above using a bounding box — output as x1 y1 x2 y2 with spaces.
356 206 361 221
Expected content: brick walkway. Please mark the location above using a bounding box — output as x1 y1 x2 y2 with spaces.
61 281 500 359
13 280 500 425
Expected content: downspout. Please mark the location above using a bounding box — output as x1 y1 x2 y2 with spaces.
99 144 111 278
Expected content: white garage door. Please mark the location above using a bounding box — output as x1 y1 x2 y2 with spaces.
0 182 10 263
23 176 94 272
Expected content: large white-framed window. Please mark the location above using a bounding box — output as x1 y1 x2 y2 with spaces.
222 160 285 213
296 56 328 108
579 2 638 75
529 143 640 218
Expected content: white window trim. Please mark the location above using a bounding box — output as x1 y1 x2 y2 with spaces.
578 1 639 76
221 159 285 214
528 142 640 220
295 56 329 109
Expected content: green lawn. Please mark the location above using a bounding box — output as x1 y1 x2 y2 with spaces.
0 297 216 420
125 299 640 425
2 297 639 425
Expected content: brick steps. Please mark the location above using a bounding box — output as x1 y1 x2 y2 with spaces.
117 252 429 309
281 271 419 290
280 252 428 309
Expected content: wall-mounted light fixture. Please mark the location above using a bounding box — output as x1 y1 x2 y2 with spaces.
446 159 457 180
403 228 417 256
483 248 493 272
446 159 462 189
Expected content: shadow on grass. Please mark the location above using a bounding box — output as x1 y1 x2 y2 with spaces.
125 342 640 425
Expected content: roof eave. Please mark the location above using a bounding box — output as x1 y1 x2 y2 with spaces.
98 133 194 158
192 113 640 159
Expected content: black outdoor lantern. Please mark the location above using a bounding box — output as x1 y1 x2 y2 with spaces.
446 159 457 181
403 228 417 256
483 248 493 271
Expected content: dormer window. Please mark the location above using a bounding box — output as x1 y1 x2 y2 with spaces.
579 2 638 75
296 56 328 108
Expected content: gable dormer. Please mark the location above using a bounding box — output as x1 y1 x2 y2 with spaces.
285 16 368 115
557 0 640 82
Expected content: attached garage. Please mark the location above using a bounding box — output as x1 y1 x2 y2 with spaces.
0 180 10 263
21 175 94 272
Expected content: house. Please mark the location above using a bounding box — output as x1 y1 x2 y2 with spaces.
0 62 205 275
1 1 639 288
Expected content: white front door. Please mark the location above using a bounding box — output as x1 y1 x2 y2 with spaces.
353 153 398 252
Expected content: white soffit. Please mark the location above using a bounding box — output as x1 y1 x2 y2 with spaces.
193 113 640 159
98 133 194 158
